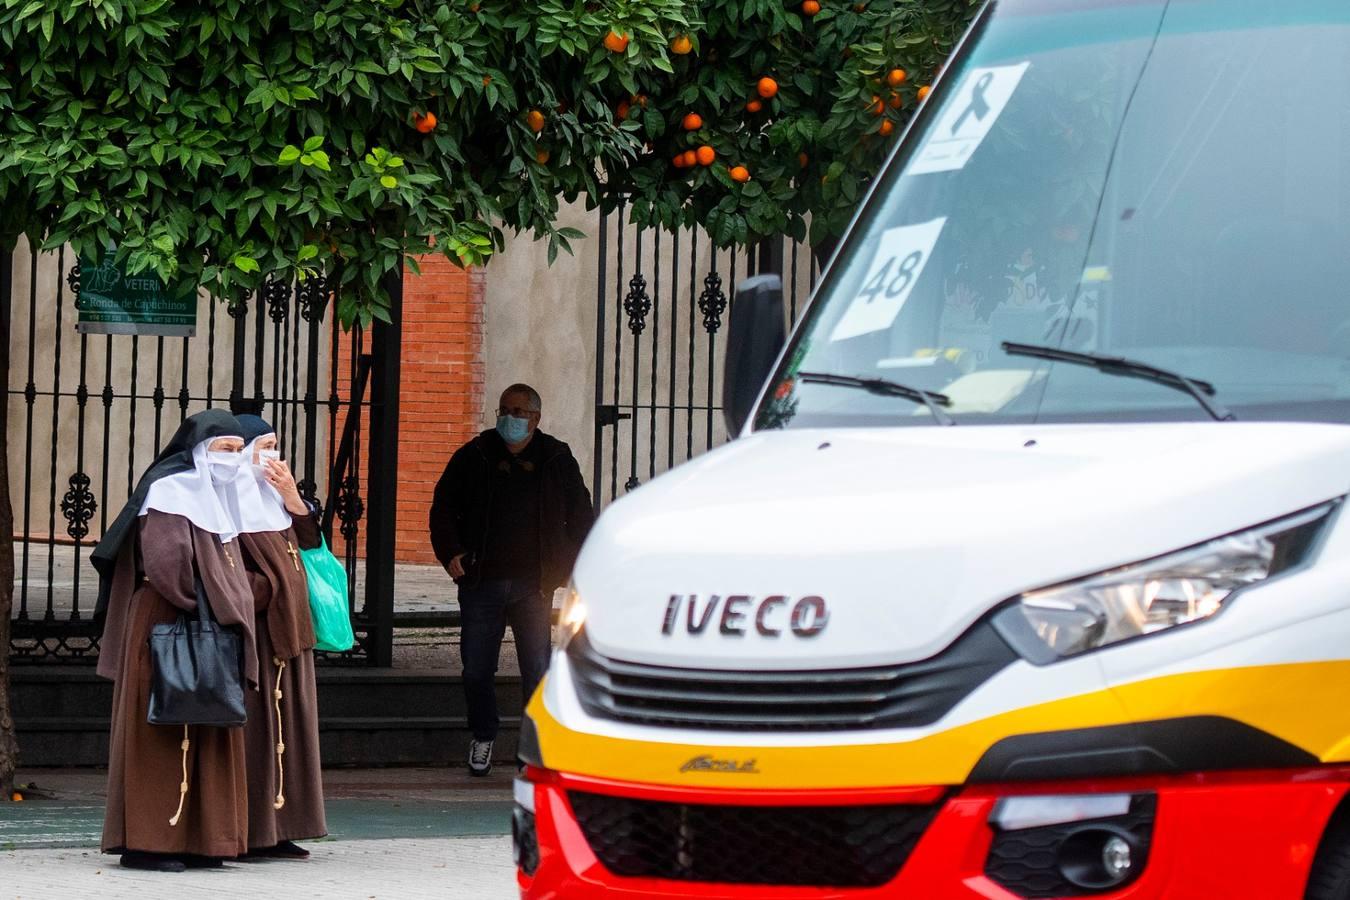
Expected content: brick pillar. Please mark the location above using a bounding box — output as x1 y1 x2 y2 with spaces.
396 257 485 565
329 257 484 565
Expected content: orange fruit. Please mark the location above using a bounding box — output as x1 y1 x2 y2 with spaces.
678 150 695 168
756 77 778 99
673 153 687 169
682 112 703 131
10 792 22 802
535 148 550 164
887 68 906 87
616 100 630 121
889 93 903 109
696 145 715 166
879 119 894 136
526 109 546 133
917 85 931 101
853 2 865 10
634 94 649 108
481 75 492 86
802 0 821 14
470 1 480 10
729 165 750 183
603 30 629 53
797 152 809 168
413 111 437 133
868 95 884 116
671 35 693 55
745 99 763 113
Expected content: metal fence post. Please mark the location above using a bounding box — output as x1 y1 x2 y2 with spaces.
363 268 402 667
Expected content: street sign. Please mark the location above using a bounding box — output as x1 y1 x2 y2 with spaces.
75 254 197 336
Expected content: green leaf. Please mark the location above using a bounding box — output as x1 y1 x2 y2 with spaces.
380 175 398 189
303 136 324 152
278 145 301 164
233 256 260 273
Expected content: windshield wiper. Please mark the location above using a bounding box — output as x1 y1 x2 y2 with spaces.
1000 342 1236 422
797 371 956 426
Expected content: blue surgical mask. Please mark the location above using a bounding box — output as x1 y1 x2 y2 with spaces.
496 415 531 445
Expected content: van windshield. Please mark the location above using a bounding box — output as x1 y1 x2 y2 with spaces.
757 0 1350 431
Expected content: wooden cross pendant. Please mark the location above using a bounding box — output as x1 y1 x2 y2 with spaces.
286 541 301 572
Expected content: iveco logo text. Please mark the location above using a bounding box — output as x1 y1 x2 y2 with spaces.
679 755 760 774
661 595 829 637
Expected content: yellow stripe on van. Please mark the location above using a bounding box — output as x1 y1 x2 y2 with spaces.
528 661 1350 789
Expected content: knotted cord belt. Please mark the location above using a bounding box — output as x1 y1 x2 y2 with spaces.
273 656 287 810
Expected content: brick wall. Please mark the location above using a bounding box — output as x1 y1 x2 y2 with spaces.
331 255 484 566
398 256 485 565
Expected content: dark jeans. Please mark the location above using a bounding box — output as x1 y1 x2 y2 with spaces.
458 578 552 742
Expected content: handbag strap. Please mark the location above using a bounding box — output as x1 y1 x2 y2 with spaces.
191 542 220 631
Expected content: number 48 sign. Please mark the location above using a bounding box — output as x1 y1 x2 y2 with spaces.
830 217 947 342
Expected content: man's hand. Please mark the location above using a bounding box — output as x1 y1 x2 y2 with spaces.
446 553 466 579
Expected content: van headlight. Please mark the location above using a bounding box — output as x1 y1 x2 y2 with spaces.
557 582 588 649
993 503 1336 663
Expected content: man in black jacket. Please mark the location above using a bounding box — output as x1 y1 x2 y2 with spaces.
429 383 594 775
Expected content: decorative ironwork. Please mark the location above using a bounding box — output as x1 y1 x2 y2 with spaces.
226 288 250 319
67 261 81 308
624 273 652 336
336 475 364 541
8 240 404 668
624 475 640 492
61 473 97 541
264 278 291 323
297 274 329 323
297 477 322 520
698 271 727 334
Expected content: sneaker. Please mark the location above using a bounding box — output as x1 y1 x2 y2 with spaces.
469 739 494 776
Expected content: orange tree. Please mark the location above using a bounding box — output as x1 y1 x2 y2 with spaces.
600 0 979 261
0 0 693 797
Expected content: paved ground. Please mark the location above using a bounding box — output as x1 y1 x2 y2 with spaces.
0 837 518 899
0 767 520 898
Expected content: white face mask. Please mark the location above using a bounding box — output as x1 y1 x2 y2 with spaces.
254 448 281 474
207 450 243 484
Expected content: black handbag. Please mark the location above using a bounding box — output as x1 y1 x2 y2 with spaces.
147 564 246 728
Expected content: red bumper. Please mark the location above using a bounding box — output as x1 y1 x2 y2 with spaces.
516 767 1350 899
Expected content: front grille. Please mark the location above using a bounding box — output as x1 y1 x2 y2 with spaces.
569 791 939 887
567 620 1015 731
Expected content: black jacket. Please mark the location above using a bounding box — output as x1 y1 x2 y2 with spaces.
428 429 594 592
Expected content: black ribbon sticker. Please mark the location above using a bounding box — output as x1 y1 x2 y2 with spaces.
951 71 994 135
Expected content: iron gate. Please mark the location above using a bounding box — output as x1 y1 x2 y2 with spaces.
4 238 402 665
592 206 818 508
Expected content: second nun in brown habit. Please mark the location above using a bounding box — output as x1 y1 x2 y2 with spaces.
229 414 327 858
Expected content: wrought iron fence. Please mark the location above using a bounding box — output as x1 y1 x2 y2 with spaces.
5 239 401 665
592 205 818 508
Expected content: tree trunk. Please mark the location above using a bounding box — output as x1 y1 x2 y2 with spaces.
811 234 840 274
0 246 17 799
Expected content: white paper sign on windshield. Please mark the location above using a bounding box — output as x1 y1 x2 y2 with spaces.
829 217 947 343
909 62 1030 175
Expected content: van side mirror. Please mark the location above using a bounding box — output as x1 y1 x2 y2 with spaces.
723 274 787 436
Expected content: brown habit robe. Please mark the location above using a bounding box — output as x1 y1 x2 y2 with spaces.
99 510 258 857
238 513 327 848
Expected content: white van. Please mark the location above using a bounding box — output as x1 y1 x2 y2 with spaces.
514 0 1350 897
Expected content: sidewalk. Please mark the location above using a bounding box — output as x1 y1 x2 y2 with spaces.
0 768 521 899
1 838 517 899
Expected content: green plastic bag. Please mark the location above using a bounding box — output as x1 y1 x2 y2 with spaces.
301 536 355 652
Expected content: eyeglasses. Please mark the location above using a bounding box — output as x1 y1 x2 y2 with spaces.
497 406 538 418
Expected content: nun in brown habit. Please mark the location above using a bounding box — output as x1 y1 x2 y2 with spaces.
91 409 257 872
230 414 327 858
